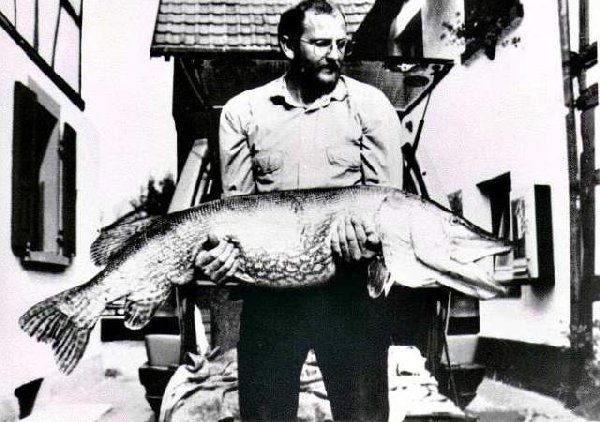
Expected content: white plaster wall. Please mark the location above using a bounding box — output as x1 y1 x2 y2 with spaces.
0 32 102 393
416 0 572 346
81 0 177 225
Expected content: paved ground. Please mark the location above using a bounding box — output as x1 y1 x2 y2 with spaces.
26 341 154 422
26 341 588 421
466 379 587 421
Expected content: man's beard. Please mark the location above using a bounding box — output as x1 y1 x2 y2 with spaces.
300 61 341 93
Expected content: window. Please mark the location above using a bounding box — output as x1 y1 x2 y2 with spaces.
12 82 76 269
477 173 521 298
477 172 520 295
477 172 511 240
476 175 555 287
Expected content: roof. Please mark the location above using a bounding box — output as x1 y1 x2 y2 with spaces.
151 0 377 56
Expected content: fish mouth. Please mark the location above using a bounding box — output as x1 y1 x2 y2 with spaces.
459 219 514 247
449 218 513 264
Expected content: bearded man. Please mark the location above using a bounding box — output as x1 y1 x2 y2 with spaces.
195 1 404 420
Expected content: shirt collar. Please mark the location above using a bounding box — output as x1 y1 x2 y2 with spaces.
270 74 348 110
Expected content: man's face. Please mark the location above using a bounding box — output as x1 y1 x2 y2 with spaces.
295 11 347 91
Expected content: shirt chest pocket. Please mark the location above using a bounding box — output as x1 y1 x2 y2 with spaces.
326 147 361 172
253 150 283 177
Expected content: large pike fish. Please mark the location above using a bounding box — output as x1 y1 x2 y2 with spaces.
20 186 510 374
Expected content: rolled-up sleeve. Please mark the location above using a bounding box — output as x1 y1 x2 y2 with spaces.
219 96 255 197
359 88 404 189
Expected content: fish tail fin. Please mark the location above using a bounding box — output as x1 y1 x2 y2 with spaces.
19 287 98 374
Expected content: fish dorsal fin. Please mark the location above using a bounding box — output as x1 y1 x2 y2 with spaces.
90 213 159 266
123 282 171 330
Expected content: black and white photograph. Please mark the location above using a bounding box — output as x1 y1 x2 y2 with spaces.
0 0 598 421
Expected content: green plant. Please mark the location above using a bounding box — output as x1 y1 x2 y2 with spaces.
129 174 176 217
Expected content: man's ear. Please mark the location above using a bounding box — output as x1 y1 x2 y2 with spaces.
279 35 295 60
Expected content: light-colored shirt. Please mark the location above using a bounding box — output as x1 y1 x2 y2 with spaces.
219 75 404 197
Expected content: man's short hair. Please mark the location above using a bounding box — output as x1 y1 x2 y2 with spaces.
278 0 345 45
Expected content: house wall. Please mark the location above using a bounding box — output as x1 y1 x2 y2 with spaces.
416 0 572 347
0 31 101 393
82 0 177 225
0 0 177 399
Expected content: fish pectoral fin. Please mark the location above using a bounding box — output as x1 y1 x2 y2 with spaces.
124 283 171 330
367 257 392 298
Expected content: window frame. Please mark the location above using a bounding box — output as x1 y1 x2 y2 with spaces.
12 81 77 270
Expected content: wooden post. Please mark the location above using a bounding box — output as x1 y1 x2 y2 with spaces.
578 0 596 362
557 0 597 407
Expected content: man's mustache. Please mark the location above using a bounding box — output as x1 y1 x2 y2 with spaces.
320 62 340 72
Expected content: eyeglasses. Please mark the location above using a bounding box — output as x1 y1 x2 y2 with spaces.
299 37 352 58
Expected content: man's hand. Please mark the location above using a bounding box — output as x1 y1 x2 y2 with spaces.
330 216 381 262
194 234 240 285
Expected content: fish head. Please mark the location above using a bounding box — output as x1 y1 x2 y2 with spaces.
381 192 512 263
375 192 510 299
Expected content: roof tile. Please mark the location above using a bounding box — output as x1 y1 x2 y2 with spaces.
181 3 196 14
210 3 227 14
152 0 376 54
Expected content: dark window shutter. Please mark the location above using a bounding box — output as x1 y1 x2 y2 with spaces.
12 82 38 257
61 123 77 257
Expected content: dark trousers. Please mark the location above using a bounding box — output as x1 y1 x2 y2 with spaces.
237 274 391 421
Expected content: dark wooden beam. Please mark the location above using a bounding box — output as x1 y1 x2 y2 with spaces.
60 0 82 27
575 83 598 111
569 42 597 74
557 0 587 408
0 11 84 110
